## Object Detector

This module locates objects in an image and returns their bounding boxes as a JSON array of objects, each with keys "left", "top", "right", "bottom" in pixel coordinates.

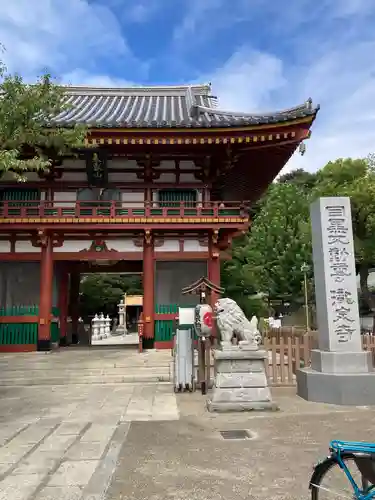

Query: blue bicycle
[{"left": 310, "top": 441, "right": 375, "bottom": 499}]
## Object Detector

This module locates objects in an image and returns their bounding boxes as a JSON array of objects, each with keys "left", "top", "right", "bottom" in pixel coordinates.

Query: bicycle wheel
[{"left": 311, "top": 456, "right": 371, "bottom": 500}]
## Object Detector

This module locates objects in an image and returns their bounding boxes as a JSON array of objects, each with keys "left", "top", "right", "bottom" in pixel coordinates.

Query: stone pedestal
[
  {"left": 297, "top": 197, "right": 375, "bottom": 405},
  {"left": 207, "top": 345, "right": 277, "bottom": 412},
  {"left": 297, "top": 350, "right": 375, "bottom": 405}
]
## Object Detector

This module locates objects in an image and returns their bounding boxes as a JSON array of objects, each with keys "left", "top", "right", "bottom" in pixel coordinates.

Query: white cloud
[
  {"left": 0, "top": 0, "right": 133, "bottom": 79},
  {"left": 207, "top": 48, "right": 286, "bottom": 112},
  {"left": 173, "top": 0, "right": 225, "bottom": 45},
  {"left": 197, "top": 1, "right": 375, "bottom": 174},
  {"left": 102, "top": 0, "right": 164, "bottom": 23},
  {"left": 61, "top": 70, "right": 134, "bottom": 88}
]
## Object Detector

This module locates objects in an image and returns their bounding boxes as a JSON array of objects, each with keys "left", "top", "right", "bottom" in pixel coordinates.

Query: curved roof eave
[{"left": 190, "top": 98, "right": 320, "bottom": 127}]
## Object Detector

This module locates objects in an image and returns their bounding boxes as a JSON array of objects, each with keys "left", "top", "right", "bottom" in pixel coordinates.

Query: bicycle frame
[{"left": 330, "top": 441, "right": 375, "bottom": 500}]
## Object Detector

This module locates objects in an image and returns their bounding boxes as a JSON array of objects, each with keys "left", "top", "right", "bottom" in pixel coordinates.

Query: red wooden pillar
[
  {"left": 143, "top": 230, "right": 155, "bottom": 339},
  {"left": 58, "top": 267, "right": 69, "bottom": 347},
  {"left": 70, "top": 272, "right": 80, "bottom": 344},
  {"left": 208, "top": 235, "right": 220, "bottom": 342},
  {"left": 208, "top": 235, "right": 221, "bottom": 308},
  {"left": 38, "top": 232, "right": 53, "bottom": 351}
]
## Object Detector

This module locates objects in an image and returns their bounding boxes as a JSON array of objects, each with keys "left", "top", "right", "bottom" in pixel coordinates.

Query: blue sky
[{"left": 1, "top": 0, "right": 375, "bottom": 173}]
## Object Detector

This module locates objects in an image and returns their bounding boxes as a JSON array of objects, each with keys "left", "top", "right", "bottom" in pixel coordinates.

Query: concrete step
[
  {"left": 0, "top": 348, "right": 174, "bottom": 386},
  {"left": 0, "top": 364, "right": 172, "bottom": 374},
  {"left": 0, "top": 372, "right": 172, "bottom": 386}
]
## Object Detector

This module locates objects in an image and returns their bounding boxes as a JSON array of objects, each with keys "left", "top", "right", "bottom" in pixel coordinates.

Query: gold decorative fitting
[
  {"left": 144, "top": 230, "right": 152, "bottom": 245},
  {"left": 212, "top": 230, "right": 219, "bottom": 244},
  {"left": 1, "top": 216, "right": 248, "bottom": 224},
  {"left": 85, "top": 132, "right": 301, "bottom": 146}
]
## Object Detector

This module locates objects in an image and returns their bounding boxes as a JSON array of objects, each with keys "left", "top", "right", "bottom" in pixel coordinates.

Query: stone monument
[
  {"left": 297, "top": 197, "right": 375, "bottom": 405},
  {"left": 113, "top": 299, "right": 127, "bottom": 336},
  {"left": 207, "top": 297, "right": 276, "bottom": 412}
]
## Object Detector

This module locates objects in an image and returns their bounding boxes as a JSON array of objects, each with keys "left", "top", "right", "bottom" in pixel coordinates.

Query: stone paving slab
[
  {"left": 0, "top": 349, "right": 179, "bottom": 499},
  {"left": 6, "top": 349, "right": 375, "bottom": 499}
]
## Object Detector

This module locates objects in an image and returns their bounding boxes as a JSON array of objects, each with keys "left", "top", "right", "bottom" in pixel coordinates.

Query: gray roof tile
[{"left": 54, "top": 84, "right": 319, "bottom": 128}]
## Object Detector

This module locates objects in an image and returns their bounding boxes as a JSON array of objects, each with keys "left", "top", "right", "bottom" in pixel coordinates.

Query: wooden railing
[
  {"left": 0, "top": 200, "right": 249, "bottom": 221},
  {"left": 264, "top": 331, "right": 375, "bottom": 386}
]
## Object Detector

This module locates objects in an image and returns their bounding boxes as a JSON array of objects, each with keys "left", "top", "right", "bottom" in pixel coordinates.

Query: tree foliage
[
  {"left": 223, "top": 182, "right": 312, "bottom": 314},
  {"left": 223, "top": 156, "right": 375, "bottom": 321},
  {"left": 79, "top": 274, "right": 142, "bottom": 319},
  {"left": 0, "top": 52, "right": 87, "bottom": 180},
  {"left": 278, "top": 168, "right": 317, "bottom": 192}
]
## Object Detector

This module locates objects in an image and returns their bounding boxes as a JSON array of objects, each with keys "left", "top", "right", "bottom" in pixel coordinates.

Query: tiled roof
[{"left": 53, "top": 83, "right": 319, "bottom": 128}]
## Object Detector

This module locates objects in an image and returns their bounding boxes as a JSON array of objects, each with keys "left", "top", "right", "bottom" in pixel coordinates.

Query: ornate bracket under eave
[
  {"left": 32, "top": 230, "right": 63, "bottom": 248},
  {"left": 136, "top": 154, "right": 161, "bottom": 181}
]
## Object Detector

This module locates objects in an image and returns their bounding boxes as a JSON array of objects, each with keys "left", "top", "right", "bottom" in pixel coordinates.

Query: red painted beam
[
  {"left": 154, "top": 341, "right": 174, "bottom": 349},
  {"left": 0, "top": 344, "right": 36, "bottom": 353},
  {"left": 0, "top": 316, "right": 37, "bottom": 323},
  {"left": 0, "top": 223, "right": 248, "bottom": 231},
  {"left": 155, "top": 314, "right": 177, "bottom": 321}
]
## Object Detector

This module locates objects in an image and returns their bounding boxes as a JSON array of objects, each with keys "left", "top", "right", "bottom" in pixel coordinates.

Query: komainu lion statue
[{"left": 214, "top": 298, "right": 262, "bottom": 349}]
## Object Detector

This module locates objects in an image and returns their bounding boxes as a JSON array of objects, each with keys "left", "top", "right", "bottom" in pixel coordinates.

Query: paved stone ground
[
  {"left": 91, "top": 333, "right": 139, "bottom": 347},
  {"left": 107, "top": 389, "right": 375, "bottom": 500},
  {"left": 2, "top": 349, "right": 375, "bottom": 500},
  {"left": 0, "top": 349, "right": 177, "bottom": 499}
]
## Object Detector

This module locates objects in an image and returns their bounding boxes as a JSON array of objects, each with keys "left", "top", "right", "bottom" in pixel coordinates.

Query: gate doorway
[{"left": 64, "top": 260, "right": 143, "bottom": 347}]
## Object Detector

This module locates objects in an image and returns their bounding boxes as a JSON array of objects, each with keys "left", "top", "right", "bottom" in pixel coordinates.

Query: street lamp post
[{"left": 301, "top": 262, "right": 310, "bottom": 331}]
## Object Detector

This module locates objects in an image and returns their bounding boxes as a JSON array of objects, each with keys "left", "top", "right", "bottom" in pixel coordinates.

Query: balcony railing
[{"left": 0, "top": 200, "right": 249, "bottom": 223}]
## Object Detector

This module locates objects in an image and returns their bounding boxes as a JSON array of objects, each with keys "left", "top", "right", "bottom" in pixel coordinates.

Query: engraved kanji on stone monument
[{"left": 310, "top": 197, "right": 361, "bottom": 351}]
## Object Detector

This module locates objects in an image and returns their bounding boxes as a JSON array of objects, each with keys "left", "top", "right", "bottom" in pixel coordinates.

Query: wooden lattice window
[
  {"left": 0, "top": 188, "right": 40, "bottom": 205},
  {"left": 158, "top": 189, "right": 197, "bottom": 207}
]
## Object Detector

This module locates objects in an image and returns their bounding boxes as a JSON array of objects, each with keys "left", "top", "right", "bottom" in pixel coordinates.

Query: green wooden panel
[
  {"left": 51, "top": 307, "right": 60, "bottom": 343},
  {"left": 154, "top": 303, "right": 178, "bottom": 342},
  {"left": 154, "top": 304, "right": 197, "bottom": 342},
  {"left": 0, "top": 304, "right": 38, "bottom": 345},
  {"left": 0, "top": 323, "right": 38, "bottom": 345},
  {"left": 0, "top": 305, "right": 60, "bottom": 345}
]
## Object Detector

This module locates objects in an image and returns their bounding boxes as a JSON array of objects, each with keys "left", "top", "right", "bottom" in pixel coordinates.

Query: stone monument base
[
  {"left": 207, "top": 345, "right": 278, "bottom": 412},
  {"left": 297, "top": 349, "right": 375, "bottom": 405}
]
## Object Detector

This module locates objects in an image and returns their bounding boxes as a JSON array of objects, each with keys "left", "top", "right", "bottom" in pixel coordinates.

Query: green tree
[
  {"left": 278, "top": 168, "right": 318, "bottom": 192},
  {"left": 0, "top": 53, "right": 87, "bottom": 180},
  {"left": 79, "top": 274, "right": 142, "bottom": 319},
  {"left": 223, "top": 182, "right": 312, "bottom": 315}
]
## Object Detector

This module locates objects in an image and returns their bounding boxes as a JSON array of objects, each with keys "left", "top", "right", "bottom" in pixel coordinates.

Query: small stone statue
[
  {"left": 249, "top": 315, "right": 262, "bottom": 346},
  {"left": 214, "top": 298, "right": 258, "bottom": 349}
]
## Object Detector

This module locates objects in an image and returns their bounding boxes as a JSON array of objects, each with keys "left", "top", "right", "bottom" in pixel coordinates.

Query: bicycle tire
[{"left": 311, "top": 454, "right": 368, "bottom": 500}]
